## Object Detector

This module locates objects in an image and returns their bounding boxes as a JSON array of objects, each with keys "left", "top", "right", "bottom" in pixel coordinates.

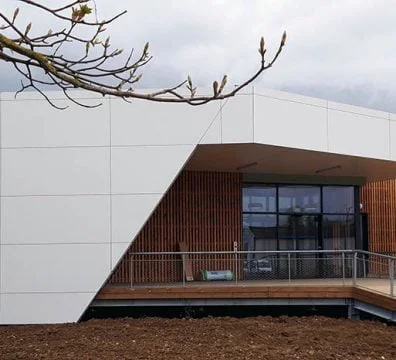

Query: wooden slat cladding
[
  {"left": 361, "top": 179, "right": 396, "bottom": 255},
  {"left": 108, "top": 171, "right": 242, "bottom": 285}
]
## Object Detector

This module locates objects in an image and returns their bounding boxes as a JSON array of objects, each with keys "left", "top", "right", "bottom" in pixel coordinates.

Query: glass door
[
  {"left": 242, "top": 214, "right": 277, "bottom": 279},
  {"left": 278, "top": 215, "right": 321, "bottom": 278}
]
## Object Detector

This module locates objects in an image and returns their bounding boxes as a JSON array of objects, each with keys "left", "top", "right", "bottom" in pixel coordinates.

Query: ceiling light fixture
[
  {"left": 315, "top": 165, "right": 342, "bottom": 174},
  {"left": 236, "top": 162, "right": 258, "bottom": 171}
]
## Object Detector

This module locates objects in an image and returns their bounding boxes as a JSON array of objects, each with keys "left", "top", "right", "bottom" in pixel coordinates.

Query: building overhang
[{"left": 186, "top": 143, "right": 396, "bottom": 184}]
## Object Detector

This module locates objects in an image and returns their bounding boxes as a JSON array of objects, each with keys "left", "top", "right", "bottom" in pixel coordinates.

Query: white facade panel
[
  {"left": 254, "top": 95, "right": 328, "bottom": 151},
  {"left": 1, "top": 147, "right": 110, "bottom": 196},
  {"left": 111, "top": 145, "right": 194, "bottom": 194},
  {"left": 110, "top": 98, "right": 219, "bottom": 145},
  {"left": 1, "top": 196, "right": 110, "bottom": 245},
  {"left": 111, "top": 242, "right": 133, "bottom": 270},
  {"left": 391, "top": 121, "right": 396, "bottom": 160},
  {"left": 0, "top": 292, "right": 95, "bottom": 324},
  {"left": 328, "top": 109, "right": 390, "bottom": 159},
  {"left": 199, "top": 115, "right": 222, "bottom": 144},
  {"left": 1, "top": 243, "right": 110, "bottom": 293},
  {"left": 111, "top": 194, "right": 162, "bottom": 245},
  {"left": 256, "top": 88, "right": 327, "bottom": 108},
  {"left": 0, "top": 90, "right": 103, "bottom": 101},
  {"left": 221, "top": 95, "right": 253, "bottom": 143},
  {"left": 1, "top": 99, "right": 110, "bottom": 148},
  {"left": 328, "top": 100, "right": 389, "bottom": 120}
]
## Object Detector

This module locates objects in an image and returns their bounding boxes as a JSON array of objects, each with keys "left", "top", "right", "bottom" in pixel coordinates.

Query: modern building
[{"left": 0, "top": 88, "right": 395, "bottom": 324}]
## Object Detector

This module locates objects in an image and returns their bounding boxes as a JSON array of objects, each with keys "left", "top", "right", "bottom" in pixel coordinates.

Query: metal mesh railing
[
  {"left": 355, "top": 252, "right": 395, "bottom": 296},
  {"left": 127, "top": 250, "right": 396, "bottom": 297}
]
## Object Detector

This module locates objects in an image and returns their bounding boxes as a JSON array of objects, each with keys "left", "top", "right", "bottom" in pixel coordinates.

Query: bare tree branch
[{"left": 0, "top": 0, "right": 286, "bottom": 108}]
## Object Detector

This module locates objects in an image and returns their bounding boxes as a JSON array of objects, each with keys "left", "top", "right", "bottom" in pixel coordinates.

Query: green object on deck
[{"left": 201, "top": 270, "right": 233, "bottom": 281}]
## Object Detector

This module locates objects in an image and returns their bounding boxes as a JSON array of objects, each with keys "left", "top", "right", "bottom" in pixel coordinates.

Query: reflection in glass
[
  {"left": 278, "top": 215, "right": 319, "bottom": 278},
  {"left": 278, "top": 215, "right": 319, "bottom": 250},
  {"left": 278, "top": 186, "right": 320, "bottom": 213},
  {"left": 243, "top": 214, "right": 277, "bottom": 278},
  {"left": 323, "top": 215, "right": 355, "bottom": 250},
  {"left": 243, "top": 214, "right": 277, "bottom": 251},
  {"left": 323, "top": 186, "right": 354, "bottom": 214},
  {"left": 243, "top": 186, "right": 276, "bottom": 213}
]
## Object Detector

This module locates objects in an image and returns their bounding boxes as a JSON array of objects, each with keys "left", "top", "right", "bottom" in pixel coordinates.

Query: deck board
[{"left": 96, "top": 278, "right": 396, "bottom": 311}]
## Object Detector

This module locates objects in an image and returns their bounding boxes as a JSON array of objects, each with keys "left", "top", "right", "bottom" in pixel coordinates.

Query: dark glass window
[
  {"left": 242, "top": 184, "right": 357, "bottom": 255},
  {"left": 278, "top": 215, "right": 319, "bottom": 250},
  {"left": 278, "top": 186, "right": 320, "bottom": 213},
  {"left": 243, "top": 214, "right": 277, "bottom": 252},
  {"left": 323, "top": 215, "right": 355, "bottom": 250},
  {"left": 243, "top": 186, "right": 276, "bottom": 213},
  {"left": 323, "top": 186, "right": 354, "bottom": 214}
]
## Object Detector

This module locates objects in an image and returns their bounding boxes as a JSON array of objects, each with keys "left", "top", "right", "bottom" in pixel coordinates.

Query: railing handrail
[
  {"left": 357, "top": 250, "right": 396, "bottom": 260},
  {"left": 125, "top": 248, "right": 396, "bottom": 298},
  {"left": 129, "top": 249, "right": 396, "bottom": 260}
]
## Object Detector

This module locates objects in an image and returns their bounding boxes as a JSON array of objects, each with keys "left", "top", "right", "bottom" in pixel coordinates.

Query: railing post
[
  {"left": 288, "top": 253, "right": 291, "bottom": 284},
  {"left": 342, "top": 252, "right": 345, "bottom": 286},
  {"left": 234, "top": 251, "right": 238, "bottom": 285},
  {"left": 353, "top": 251, "right": 357, "bottom": 286},
  {"left": 130, "top": 255, "right": 134, "bottom": 288},
  {"left": 389, "top": 259, "right": 394, "bottom": 297},
  {"left": 182, "top": 253, "right": 186, "bottom": 287}
]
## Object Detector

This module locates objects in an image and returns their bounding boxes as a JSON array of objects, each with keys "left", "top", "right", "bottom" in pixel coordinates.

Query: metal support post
[
  {"left": 389, "top": 259, "right": 394, "bottom": 297},
  {"left": 342, "top": 252, "right": 345, "bottom": 285},
  {"left": 182, "top": 254, "right": 186, "bottom": 287},
  {"left": 234, "top": 252, "right": 238, "bottom": 285},
  {"left": 353, "top": 252, "right": 357, "bottom": 286},
  {"left": 348, "top": 304, "right": 360, "bottom": 320},
  {"left": 288, "top": 253, "right": 291, "bottom": 284},
  {"left": 130, "top": 255, "right": 134, "bottom": 288}
]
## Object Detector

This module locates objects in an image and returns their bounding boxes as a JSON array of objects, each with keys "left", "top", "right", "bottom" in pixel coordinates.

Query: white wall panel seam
[
  {"left": 197, "top": 101, "right": 222, "bottom": 144},
  {"left": 389, "top": 113, "right": 392, "bottom": 159},
  {"left": 326, "top": 100, "right": 330, "bottom": 152},
  {"left": 1, "top": 192, "right": 163, "bottom": 197},
  {"left": 1, "top": 146, "right": 112, "bottom": 150},
  {"left": 255, "top": 93, "right": 391, "bottom": 120},
  {"left": 108, "top": 96, "right": 113, "bottom": 272},
  {"left": 255, "top": 93, "right": 327, "bottom": 109},
  {"left": 0, "top": 91, "right": 2, "bottom": 308},
  {"left": 1, "top": 194, "right": 111, "bottom": 197},
  {"left": 252, "top": 87, "right": 255, "bottom": 143},
  {"left": 219, "top": 98, "right": 233, "bottom": 144},
  {"left": 3, "top": 291, "right": 97, "bottom": 295},
  {"left": 111, "top": 241, "right": 142, "bottom": 244},
  {"left": 220, "top": 99, "right": 223, "bottom": 143},
  {"left": 329, "top": 108, "right": 390, "bottom": 123},
  {"left": 111, "top": 192, "right": 163, "bottom": 196},
  {"left": 0, "top": 97, "right": 104, "bottom": 102},
  {"left": 1, "top": 144, "right": 196, "bottom": 150},
  {"left": 1, "top": 242, "right": 111, "bottom": 246},
  {"left": 328, "top": 108, "right": 389, "bottom": 121}
]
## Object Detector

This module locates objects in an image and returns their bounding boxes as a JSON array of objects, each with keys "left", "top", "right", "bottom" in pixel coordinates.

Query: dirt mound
[{"left": 0, "top": 316, "right": 395, "bottom": 359}]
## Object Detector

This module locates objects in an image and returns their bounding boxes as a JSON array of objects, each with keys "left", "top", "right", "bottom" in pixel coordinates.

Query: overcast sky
[{"left": 1, "top": 0, "right": 396, "bottom": 112}]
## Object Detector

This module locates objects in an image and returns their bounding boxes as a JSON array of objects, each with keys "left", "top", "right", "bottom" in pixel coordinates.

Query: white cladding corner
[{"left": 0, "top": 88, "right": 395, "bottom": 324}]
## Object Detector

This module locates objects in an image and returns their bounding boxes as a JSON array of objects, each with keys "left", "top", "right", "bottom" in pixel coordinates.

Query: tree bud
[{"left": 281, "top": 31, "right": 287, "bottom": 46}]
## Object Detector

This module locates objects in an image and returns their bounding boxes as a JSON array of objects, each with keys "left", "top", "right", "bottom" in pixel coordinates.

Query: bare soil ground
[{"left": 0, "top": 316, "right": 395, "bottom": 359}]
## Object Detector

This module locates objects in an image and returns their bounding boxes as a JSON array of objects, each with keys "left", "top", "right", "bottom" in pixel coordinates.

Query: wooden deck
[{"left": 96, "top": 278, "right": 396, "bottom": 312}]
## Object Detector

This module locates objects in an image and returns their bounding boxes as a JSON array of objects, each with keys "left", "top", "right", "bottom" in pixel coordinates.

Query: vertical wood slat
[
  {"left": 361, "top": 180, "right": 396, "bottom": 275},
  {"left": 107, "top": 171, "right": 242, "bottom": 285},
  {"left": 361, "top": 179, "right": 396, "bottom": 254}
]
